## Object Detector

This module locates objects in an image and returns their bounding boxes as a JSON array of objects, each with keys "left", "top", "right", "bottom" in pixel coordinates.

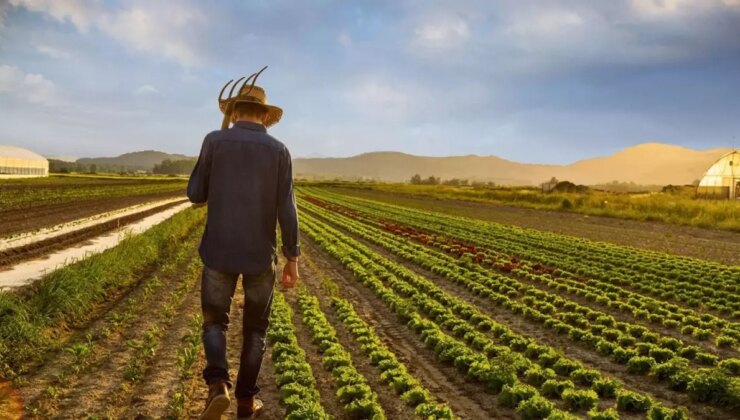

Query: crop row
[
  {"left": 415, "top": 225, "right": 737, "bottom": 350},
  {"left": 0, "top": 177, "right": 187, "bottom": 210},
  {"left": 0, "top": 207, "right": 205, "bottom": 379},
  {"left": 298, "top": 209, "right": 692, "bottom": 418},
  {"left": 298, "top": 198, "right": 728, "bottom": 366},
  {"left": 305, "top": 187, "right": 737, "bottom": 292},
  {"left": 306, "top": 191, "right": 738, "bottom": 350},
  {"left": 296, "top": 287, "right": 387, "bottom": 419},
  {"left": 302, "top": 189, "right": 740, "bottom": 336},
  {"left": 302, "top": 188, "right": 739, "bottom": 317},
  {"left": 266, "top": 292, "right": 330, "bottom": 419},
  {"left": 25, "top": 229, "right": 203, "bottom": 417},
  {"left": 299, "top": 198, "right": 740, "bottom": 412},
  {"left": 330, "top": 295, "right": 455, "bottom": 418},
  {"left": 166, "top": 313, "right": 203, "bottom": 418}
]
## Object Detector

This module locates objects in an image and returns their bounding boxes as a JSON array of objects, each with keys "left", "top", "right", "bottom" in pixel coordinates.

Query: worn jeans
[{"left": 201, "top": 263, "right": 276, "bottom": 399}]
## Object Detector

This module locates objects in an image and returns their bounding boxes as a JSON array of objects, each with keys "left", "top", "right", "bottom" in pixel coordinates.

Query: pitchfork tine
[
  {"left": 228, "top": 76, "right": 247, "bottom": 99},
  {"left": 218, "top": 79, "right": 234, "bottom": 101},
  {"left": 238, "top": 73, "right": 257, "bottom": 96},
  {"left": 244, "top": 66, "right": 268, "bottom": 96}
]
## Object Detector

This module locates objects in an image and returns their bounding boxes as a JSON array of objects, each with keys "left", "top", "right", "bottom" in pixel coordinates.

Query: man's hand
[{"left": 281, "top": 259, "right": 299, "bottom": 289}]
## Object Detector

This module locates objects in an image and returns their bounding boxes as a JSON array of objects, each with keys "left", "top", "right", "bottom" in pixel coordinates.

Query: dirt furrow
[
  {"left": 297, "top": 254, "right": 417, "bottom": 419},
  {"left": 50, "top": 269, "right": 200, "bottom": 417},
  {"left": 285, "top": 286, "right": 348, "bottom": 419},
  {"left": 256, "top": 324, "right": 284, "bottom": 419},
  {"left": 301, "top": 237, "right": 516, "bottom": 420},
  {"left": 329, "top": 187, "right": 740, "bottom": 266},
  {"left": 503, "top": 271, "right": 736, "bottom": 359},
  {"left": 325, "top": 222, "right": 734, "bottom": 419},
  {"left": 0, "top": 199, "right": 188, "bottom": 269},
  {"left": 19, "top": 250, "right": 199, "bottom": 415},
  {"left": 0, "top": 191, "right": 185, "bottom": 238},
  {"left": 119, "top": 279, "right": 203, "bottom": 418}
]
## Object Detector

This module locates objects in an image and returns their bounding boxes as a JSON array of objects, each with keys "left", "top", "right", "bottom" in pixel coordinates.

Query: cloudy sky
[{"left": 1, "top": 0, "right": 739, "bottom": 163}]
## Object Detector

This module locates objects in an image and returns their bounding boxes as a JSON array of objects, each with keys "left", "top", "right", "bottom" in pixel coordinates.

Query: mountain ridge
[
  {"left": 76, "top": 150, "right": 191, "bottom": 170},
  {"left": 292, "top": 143, "right": 733, "bottom": 185},
  {"left": 66, "top": 143, "right": 733, "bottom": 185}
]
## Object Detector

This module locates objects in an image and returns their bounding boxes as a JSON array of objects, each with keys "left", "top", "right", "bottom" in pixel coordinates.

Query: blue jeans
[{"left": 200, "top": 263, "right": 276, "bottom": 399}]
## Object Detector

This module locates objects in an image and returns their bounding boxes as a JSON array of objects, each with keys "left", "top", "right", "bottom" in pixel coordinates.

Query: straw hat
[{"left": 217, "top": 66, "right": 283, "bottom": 128}]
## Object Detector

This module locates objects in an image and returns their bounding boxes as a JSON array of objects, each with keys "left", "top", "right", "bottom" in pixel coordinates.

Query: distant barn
[
  {"left": 0, "top": 145, "right": 49, "bottom": 178},
  {"left": 696, "top": 150, "right": 739, "bottom": 199}
]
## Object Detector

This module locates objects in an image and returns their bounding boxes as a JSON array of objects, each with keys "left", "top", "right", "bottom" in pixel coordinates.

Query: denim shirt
[{"left": 187, "top": 121, "right": 300, "bottom": 275}]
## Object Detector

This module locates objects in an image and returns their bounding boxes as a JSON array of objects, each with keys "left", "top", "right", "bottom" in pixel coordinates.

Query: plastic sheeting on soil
[{"left": 0, "top": 202, "right": 191, "bottom": 290}]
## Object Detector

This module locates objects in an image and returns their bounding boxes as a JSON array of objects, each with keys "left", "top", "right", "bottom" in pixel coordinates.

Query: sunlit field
[{"left": 2, "top": 179, "right": 738, "bottom": 419}]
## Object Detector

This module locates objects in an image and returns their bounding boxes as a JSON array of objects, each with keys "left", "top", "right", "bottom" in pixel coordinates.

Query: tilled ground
[
  {"left": 297, "top": 238, "right": 516, "bottom": 420},
  {"left": 303, "top": 207, "right": 738, "bottom": 420},
  {"left": 17, "top": 200, "right": 734, "bottom": 419},
  {"left": 0, "top": 191, "right": 186, "bottom": 238},
  {"left": 16, "top": 242, "right": 203, "bottom": 418},
  {"left": 0, "top": 199, "right": 188, "bottom": 269},
  {"left": 330, "top": 187, "right": 740, "bottom": 265}
]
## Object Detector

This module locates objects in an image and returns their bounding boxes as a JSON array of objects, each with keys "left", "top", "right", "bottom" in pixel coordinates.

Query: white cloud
[
  {"left": 102, "top": 5, "right": 205, "bottom": 66},
  {"left": 0, "top": 64, "right": 59, "bottom": 106},
  {"left": 134, "top": 84, "right": 159, "bottom": 95},
  {"left": 504, "top": 10, "right": 583, "bottom": 37},
  {"left": 346, "top": 80, "right": 411, "bottom": 122},
  {"left": 10, "top": 0, "right": 205, "bottom": 66},
  {"left": 9, "top": 0, "right": 101, "bottom": 31},
  {"left": 35, "top": 44, "right": 72, "bottom": 59},
  {"left": 413, "top": 16, "right": 470, "bottom": 49},
  {"left": 631, "top": 0, "right": 740, "bottom": 17}
]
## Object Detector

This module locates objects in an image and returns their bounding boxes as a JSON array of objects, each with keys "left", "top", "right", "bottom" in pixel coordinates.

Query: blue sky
[{"left": 1, "top": 0, "right": 739, "bottom": 163}]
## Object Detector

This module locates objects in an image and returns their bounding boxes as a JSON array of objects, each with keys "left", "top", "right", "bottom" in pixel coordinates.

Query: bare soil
[
  {"left": 300, "top": 237, "right": 517, "bottom": 420},
  {"left": 293, "top": 255, "right": 416, "bottom": 419},
  {"left": 332, "top": 187, "right": 740, "bottom": 266},
  {"left": 286, "top": 286, "right": 353, "bottom": 420},
  {"left": 313, "top": 213, "right": 737, "bottom": 420},
  {"left": 0, "top": 199, "right": 187, "bottom": 269},
  {"left": 18, "top": 247, "right": 202, "bottom": 418},
  {"left": 0, "top": 191, "right": 185, "bottom": 238}
]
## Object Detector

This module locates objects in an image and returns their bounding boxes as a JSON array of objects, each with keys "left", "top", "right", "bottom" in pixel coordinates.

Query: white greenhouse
[
  {"left": 696, "top": 150, "right": 739, "bottom": 199},
  {"left": 0, "top": 145, "right": 49, "bottom": 178}
]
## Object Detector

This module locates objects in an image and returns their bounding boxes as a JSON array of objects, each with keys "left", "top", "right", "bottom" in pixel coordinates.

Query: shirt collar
[{"left": 233, "top": 121, "right": 267, "bottom": 132}]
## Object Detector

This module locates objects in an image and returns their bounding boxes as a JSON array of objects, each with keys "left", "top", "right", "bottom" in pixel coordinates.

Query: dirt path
[
  {"left": 332, "top": 187, "right": 740, "bottom": 266},
  {"left": 0, "top": 191, "right": 185, "bottom": 238},
  {"left": 300, "top": 237, "right": 517, "bottom": 420}
]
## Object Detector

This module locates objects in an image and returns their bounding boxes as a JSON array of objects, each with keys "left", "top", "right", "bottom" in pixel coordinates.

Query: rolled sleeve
[
  {"left": 277, "top": 146, "right": 300, "bottom": 258},
  {"left": 187, "top": 134, "right": 213, "bottom": 203}
]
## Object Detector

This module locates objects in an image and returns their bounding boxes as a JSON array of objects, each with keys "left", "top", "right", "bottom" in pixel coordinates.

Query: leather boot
[
  {"left": 199, "top": 379, "right": 230, "bottom": 420},
  {"left": 237, "top": 396, "right": 264, "bottom": 419}
]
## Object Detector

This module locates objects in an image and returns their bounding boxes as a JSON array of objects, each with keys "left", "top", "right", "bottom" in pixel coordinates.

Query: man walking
[{"left": 187, "top": 68, "right": 300, "bottom": 419}]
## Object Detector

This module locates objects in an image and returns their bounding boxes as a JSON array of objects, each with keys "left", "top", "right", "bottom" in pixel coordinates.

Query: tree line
[
  {"left": 409, "top": 174, "right": 496, "bottom": 187},
  {"left": 48, "top": 158, "right": 196, "bottom": 175}
]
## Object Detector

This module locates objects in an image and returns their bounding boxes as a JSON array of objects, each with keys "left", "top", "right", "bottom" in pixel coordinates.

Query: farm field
[
  {"left": 0, "top": 174, "right": 188, "bottom": 237},
  {"left": 318, "top": 184, "right": 740, "bottom": 266},
  {"left": 310, "top": 182, "right": 740, "bottom": 233},
  {"left": 1, "top": 185, "right": 739, "bottom": 419}
]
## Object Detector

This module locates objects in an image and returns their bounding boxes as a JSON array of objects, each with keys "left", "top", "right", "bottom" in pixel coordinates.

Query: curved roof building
[
  {"left": 697, "top": 151, "right": 739, "bottom": 199},
  {"left": 0, "top": 145, "right": 49, "bottom": 178}
]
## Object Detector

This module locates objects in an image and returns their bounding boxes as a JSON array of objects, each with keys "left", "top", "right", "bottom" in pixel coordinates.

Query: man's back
[{"left": 187, "top": 120, "right": 299, "bottom": 275}]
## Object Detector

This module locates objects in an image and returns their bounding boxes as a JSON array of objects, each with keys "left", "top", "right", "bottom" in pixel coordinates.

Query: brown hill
[{"left": 293, "top": 143, "right": 731, "bottom": 186}]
